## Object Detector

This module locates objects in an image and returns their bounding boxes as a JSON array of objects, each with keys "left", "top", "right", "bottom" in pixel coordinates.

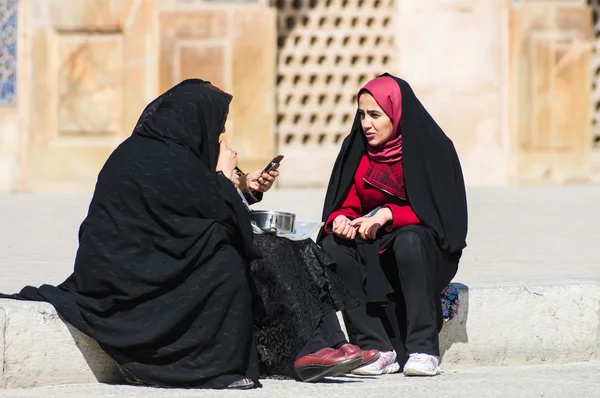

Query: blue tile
[{"left": 0, "top": 0, "right": 17, "bottom": 105}]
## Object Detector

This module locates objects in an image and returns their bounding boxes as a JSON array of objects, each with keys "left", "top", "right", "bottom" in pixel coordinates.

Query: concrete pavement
[{"left": 0, "top": 362, "right": 599, "bottom": 397}]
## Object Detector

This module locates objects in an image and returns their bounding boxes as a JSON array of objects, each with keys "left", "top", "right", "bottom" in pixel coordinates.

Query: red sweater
[{"left": 325, "top": 154, "right": 420, "bottom": 233}]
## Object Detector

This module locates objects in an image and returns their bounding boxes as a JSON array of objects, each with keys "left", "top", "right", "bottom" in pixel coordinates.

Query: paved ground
[
  {"left": 1, "top": 186, "right": 599, "bottom": 292},
  {"left": 0, "top": 362, "right": 598, "bottom": 397}
]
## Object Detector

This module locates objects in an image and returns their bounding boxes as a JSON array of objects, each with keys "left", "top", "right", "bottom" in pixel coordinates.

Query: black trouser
[
  {"left": 322, "top": 226, "right": 457, "bottom": 366},
  {"left": 295, "top": 310, "right": 348, "bottom": 360}
]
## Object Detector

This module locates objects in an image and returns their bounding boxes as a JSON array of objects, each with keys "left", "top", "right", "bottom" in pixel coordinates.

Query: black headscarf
[
  {"left": 133, "top": 80, "right": 228, "bottom": 168},
  {"left": 130, "top": 78, "right": 261, "bottom": 260},
  {"left": 318, "top": 73, "right": 468, "bottom": 261}
]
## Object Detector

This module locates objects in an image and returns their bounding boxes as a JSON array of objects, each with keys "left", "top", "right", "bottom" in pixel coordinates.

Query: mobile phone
[
  {"left": 365, "top": 206, "right": 382, "bottom": 218},
  {"left": 262, "top": 155, "right": 284, "bottom": 174}
]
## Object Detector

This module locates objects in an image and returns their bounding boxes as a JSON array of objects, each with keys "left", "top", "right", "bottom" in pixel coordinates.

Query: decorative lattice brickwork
[
  {"left": 274, "top": 0, "right": 396, "bottom": 150},
  {"left": 590, "top": 0, "right": 600, "bottom": 147},
  {"left": 0, "top": 0, "right": 17, "bottom": 106}
]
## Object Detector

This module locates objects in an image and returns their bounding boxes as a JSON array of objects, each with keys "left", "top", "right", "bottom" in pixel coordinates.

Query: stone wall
[
  {"left": 510, "top": 1, "right": 592, "bottom": 185},
  {"left": 0, "top": 0, "right": 594, "bottom": 192},
  {"left": 0, "top": 0, "right": 276, "bottom": 193},
  {"left": 395, "top": 0, "right": 592, "bottom": 186},
  {"left": 395, "top": 0, "right": 509, "bottom": 186}
]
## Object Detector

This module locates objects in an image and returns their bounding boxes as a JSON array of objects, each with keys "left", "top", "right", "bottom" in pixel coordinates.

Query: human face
[
  {"left": 358, "top": 93, "right": 394, "bottom": 147},
  {"left": 221, "top": 112, "right": 229, "bottom": 134}
]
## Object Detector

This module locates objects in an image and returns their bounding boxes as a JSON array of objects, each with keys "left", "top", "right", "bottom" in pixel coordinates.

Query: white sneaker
[
  {"left": 403, "top": 353, "right": 441, "bottom": 376},
  {"left": 351, "top": 350, "right": 400, "bottom": 375}
]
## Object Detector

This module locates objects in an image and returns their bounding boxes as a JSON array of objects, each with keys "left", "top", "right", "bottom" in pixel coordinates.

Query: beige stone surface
[
  {"left": 1, "top": 283, "right": 599, "bottom": 388},
  {"left": 509, "top": 3, "right": 593, "bottom": 184},
  {"left": 4, "top": 0, "right": 276, "bottom": 193},
  {"left": 56, "top": 34, "right": 123, "bottom": 136},
  {"left": 0, "top": 109, "right": 20, "bottom": 193},
  {"left": 0, "top": 300, "right": 122, "bottom": 389},
  {"left": 396, "top": 0, "right": 509, "bottom": 187},
  {"left": 439, "top": 284, "right": 600, "bottom": 367},
  {"left": 229, "top": 7, "right": 277, "bottom": 172},
  {"left": 157, "top": 4, "right": 277, "bottom": 174},
  {"left": 391, "top": 0, "right": 594, "bottom": 187},
  {"left": 21, "top": 0, "right": 154, "bottom": 193},
  {"left": 0, "top": 0, "right": 594, "bottom": 192},
  {"left": 157, "top": 9, "right": 230, "bottom": 91}
]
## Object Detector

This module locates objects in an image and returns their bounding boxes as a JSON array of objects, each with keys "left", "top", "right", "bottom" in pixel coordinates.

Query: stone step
[{"left": 1, "top": 282, "right": 599, "bottom": 388}]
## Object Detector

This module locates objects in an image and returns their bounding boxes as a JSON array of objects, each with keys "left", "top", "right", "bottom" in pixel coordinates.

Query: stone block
[
  {"left": 0, "top": 300, "right": 122, "bottom": 389},
  {"left": 440, "top": 284, "right": 600, "bottom": 367}
]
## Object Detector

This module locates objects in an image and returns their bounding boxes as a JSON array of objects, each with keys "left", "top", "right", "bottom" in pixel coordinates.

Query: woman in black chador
[{"left": 319, "top": 74, "right": 468, "bottom": 377}]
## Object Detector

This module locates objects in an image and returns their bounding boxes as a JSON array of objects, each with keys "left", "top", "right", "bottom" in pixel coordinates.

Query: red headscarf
[{"left": 358, "top": 76, "right": 405, "bottom": 199}]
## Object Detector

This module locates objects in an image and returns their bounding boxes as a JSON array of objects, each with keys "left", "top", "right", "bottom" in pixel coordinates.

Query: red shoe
[
  {"left": 294, "top": 347, "right": 363, "bottom": 382},
  {"left": 338, "top": 344, "right": 381, "bottom": 367}
]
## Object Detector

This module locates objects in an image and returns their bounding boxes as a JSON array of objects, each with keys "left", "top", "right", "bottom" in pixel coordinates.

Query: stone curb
[
  {"left": 1, "top": 283, "right": 599, "bottom": 389},
  {"left": 439, "top": 283, "right": 600, "bottom": 367}
]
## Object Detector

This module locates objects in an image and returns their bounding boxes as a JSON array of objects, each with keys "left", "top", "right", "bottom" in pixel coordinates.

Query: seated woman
[
  {"left": 318, "top": 74, "right": 468, "bottom": 377},
  {"left": 0, "top": 79, "right": 377, "bottom": 389},
  {"left": 220, "top": 147, "right": 380, "bottom": 383}
]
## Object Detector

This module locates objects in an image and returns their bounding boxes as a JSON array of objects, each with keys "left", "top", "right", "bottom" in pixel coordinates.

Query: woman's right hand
[
  {"left": 216, "top": 140, "right": 238, "bottom": 181},
  {"left": 332, "top": 215, "right": 357, "bottom": 240}
]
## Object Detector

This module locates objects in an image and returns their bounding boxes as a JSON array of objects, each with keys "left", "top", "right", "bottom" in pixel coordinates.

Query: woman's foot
[
  {"left": 294, "top": 347, "right": 363, "bottom": 382},
  {"left": 351, "top": 350, "right": 400, "bottom": 376},
  {"left": 225, "top": 378, "right": 255, "bottom": 389},
  {"left": 338, "top": 344, "right": 380, "bottom": 367},
  {"left": 403, "top": 353, "right": 441, "bottom": 376}
]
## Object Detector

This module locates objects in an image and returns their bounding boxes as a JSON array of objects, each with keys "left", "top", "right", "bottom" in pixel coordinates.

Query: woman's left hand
[
  {"left": 241, "top": 169, "right": 279, "bottom": 193},
  {"left": 350, "top": 208, "right": 392, "bottom": 240},
  {"left": 231, "top": 172, "right": 240, "bottom": 188}
]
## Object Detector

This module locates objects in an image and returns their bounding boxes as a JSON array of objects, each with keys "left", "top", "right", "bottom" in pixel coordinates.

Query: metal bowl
[{"left": 249, "top": 210, "right": 296, "bottom": 234}]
